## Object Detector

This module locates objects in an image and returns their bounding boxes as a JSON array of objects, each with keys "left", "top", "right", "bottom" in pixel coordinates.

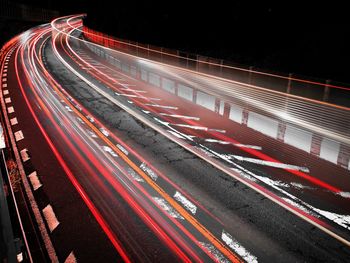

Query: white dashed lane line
[
  {"left": 7, "top": 106, "right": 14, "bottom": 113},
  {"left": 20, "top": 148, "right": 30, "bottom": 162},
  {"left": 42, "top": 205, "right": 60, "bottom": 232},
  {"left": 28, "top": 171, "right": 42, "bottom": 191},
  {"left": 10, "top": 117, "right": 18, "bottom": 126},
  {"left": 14, "top": 130, "right": 24, "bottom": 141}
]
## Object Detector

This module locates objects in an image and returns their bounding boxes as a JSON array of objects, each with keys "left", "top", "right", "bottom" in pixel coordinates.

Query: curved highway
[{"left": 0, "top": 15, "right": 350, "bottom": 262}]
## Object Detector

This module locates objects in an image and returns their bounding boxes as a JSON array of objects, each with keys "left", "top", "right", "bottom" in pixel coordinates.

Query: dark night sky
[{"left": 12, "top": 1, "right": 350, "bottom": 83}]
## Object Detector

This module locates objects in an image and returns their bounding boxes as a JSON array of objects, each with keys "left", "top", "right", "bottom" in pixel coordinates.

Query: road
[{"left": 0, "top": 14, "right": 349, "bottom": 262}]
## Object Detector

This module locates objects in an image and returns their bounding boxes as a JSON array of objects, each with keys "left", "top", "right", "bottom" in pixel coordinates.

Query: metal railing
[{"left": 82, "top": 25, "right": 350, "bottom": 108}]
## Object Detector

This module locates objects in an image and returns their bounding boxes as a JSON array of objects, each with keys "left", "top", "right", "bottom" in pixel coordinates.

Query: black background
[{"left": 12, "top": 1, "right": 350, "bottom": 83}]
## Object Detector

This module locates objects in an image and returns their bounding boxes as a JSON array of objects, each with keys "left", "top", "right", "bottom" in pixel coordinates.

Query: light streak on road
[
  {"left": 2, "top": 14, "right": 350, "bottom": 262},
  {"left": 58, "top": 15, "right": 350, "bottom": 245}
]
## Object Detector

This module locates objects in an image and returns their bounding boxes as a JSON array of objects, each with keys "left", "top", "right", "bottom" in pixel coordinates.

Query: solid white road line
[
  {"left": 28, "top": 172, "right": 42, "bottom": 191},
  {"left": 42, "top": 205, "right": 60, "bottom": 232},
  {"left": 227, "top": 154, "right": 310, "bottom": 173},
  {"left": 14, "top": 130, "right": 24, "bottom": 141}
]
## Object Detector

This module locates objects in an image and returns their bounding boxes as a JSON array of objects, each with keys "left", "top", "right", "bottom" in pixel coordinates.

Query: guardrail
[{"left": 82, "top": 25, "right": 350, "bottom": 108}]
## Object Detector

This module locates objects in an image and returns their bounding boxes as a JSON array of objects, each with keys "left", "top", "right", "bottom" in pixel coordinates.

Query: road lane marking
[
  {"left": 20, "top": 148, "right": 30, "bottom": 162},
  {"left": 159, "top": 113, "right": 200, "bottom": 121},
  {"left": 199, "top": 242, "right": 230, "bottom": 263},
  {"left": 17, "top": 252, "right": 23, "bottom": 262},
  {"left": 204, "top": 139, "right": 262, "bottom": 150},
  {"left": 167, "top": 130, "right": 187, "bottom": 139},
  {"left": 99, "top": 127, "right": 109, "bottom": 137},
  {"left": 3, "top": 73, "right": 7, "bottom": 77},
  {"left": 116, "top": 144, "right": 128, "bottom": 155},
  {"left": 174, "top": 191, "right": 197, "bottom": 215},
  {"left": 144, "top": 103, "right": 178, "bottom": 110},
  {"left": 338, "top": 192, "right": 350, "bottom": 198},
  {"left": 2, "top": 83, "right": 7, "bottom": 88},
  {"left": 153, "top": 197, "right": 184, "bottom": 220},
  {"left": 227, "top": 154, "right": 310, "bottom": 173},
  {"left": 14, "top": 130, "right": 24, "bottom": 141},
  {"left": 7, "top": 106, "right": 14, "bottom": 113},
  {"left": 64, "top": 251, "right": 77, "bottom": 263},
  {"left": 5, "top": 97, "right": 11, "bottom": 103},
  {"left": 10, "top": 117, "right": 18, "bottom": 126},
  {"left": 28, "top": 172, "right": 42, "bottom": 191},
  {"left": 86, "top": 115, "right": 94, "bottom": 123},
  {"left": 119, "top": 83, "right": 136, "bottom": 87},
  {"left": 42, "top": 205, "right": 60, "bottom": 232},
  {"left": 221, "top": 230, "right": 257, "bottom": 263},
  {"left": 140, "top": 162, "right": 158, "bottom": 181},
  {"left": 2, "top": 78, "right": 7, "bottom": 82}
]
